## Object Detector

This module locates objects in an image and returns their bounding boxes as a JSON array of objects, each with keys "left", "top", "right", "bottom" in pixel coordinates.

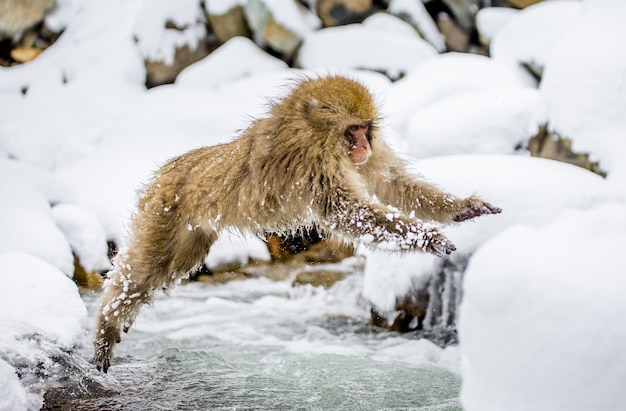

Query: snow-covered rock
[
  {"left": 488, "top": 1, "right": 582, "bottom": 72},
  {"left": 475, "top": 7, "right": 519, "bottom": 44},
  {"left": 405, "top": 88, "right": 541, "bottom": 158},
  {"left": 387, "top": 0, "right": 445, "bottom": 52},
  {"left": 0, "top": 251, "right": 87, "bottom": 410},
  {"left": 539, "top": 0, "right": 626, "bottom": 184},
  {"left": 133, "top": 0, "right": 207, "bottom": 66},
  {"left": 459, "top": 203, "right": 626, "bottom": 411},
  {"left": 0, "top": 159, "right": 74, "bottom": 277},
  {"left": 297, "top": 22, "right": 437, "bottom": 79},
  {"left": 51, "top": 203, "right": 111, "bottom": 273},
  {"left": 176, "top": 36, "right": 288, "bottom": 88},
  {"left": 385, "top": 52, "right": 535, "bottom": 135}
]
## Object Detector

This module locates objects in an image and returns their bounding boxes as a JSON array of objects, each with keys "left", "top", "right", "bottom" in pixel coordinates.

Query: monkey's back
[{"left": 141, "top": 130, "right": 320, "bottom": 235}]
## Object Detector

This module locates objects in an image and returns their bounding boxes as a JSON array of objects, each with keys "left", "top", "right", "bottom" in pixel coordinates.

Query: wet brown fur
[{"left": 93, "top": 76, "right": 500, "bottom": 372}]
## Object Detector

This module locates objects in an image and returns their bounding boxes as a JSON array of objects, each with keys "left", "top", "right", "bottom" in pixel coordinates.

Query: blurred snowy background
[{"left": 1, "top": 0, "right": 625, "bottom": 410}]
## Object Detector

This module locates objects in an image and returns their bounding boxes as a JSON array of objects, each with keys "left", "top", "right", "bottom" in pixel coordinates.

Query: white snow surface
[
  {"left": 205, "top": 232, "right": 271, "bottom": 269},
  {"left": 205, "top": 0, "right": 243, "bottom": 16},
  {"left": 0, "top": 252, "right": 87, "bottom": 410},
  {"left": 51, "top": 203, "right": 111, "bottom": 273},
  {"left": 0, "top": 0, "right": 625, "bottom": 410},
  {"left": 384, "top": 52, "right": 536, "bottom": 138},
  {"left": 459, "top": 203, "right": 626, "bottom": 411},
  {"left": 387, "top": 0, "right": 446, "bottom": 52},
  {"left": 297, "top": 23, "right": 437, "bottom": 78},
  {"left": 134, "top": 0, "right": 206, "bottom": 65},
  {"left": 0, "top": 358, "right": 28, "bottom": 411},
  {"left": 0, "top": 159, "right": 75, "bottom": 277},
  {"left": 405, "top": 88, "right": 541, "bottom": 158},
  {"left": 539, "top": 0, "right": 626, "bottom": 183},
  {"left": 176, "top": 36, "right": 289, "bottom": 88},
  {"left": 488, "top": 1, "right": 583, "bottom": 70},
  {"left": 245, "top": 0, "right": 320, "bottom": 39},
  {"left": 475, "top": 7, "right": 519, "bottom": 42},
  {"left": 0, "top": 252, "right": 86, "bottom": 347}
]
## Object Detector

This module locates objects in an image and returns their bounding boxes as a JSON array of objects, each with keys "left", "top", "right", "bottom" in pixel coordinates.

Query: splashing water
[{"left": 55, "top": 273, "right": 461, "bottom": 410}]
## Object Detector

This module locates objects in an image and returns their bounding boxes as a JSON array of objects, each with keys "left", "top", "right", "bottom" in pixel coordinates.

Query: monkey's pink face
[{"left": 345, "top": 123, "right": 372, "bottom": 165}]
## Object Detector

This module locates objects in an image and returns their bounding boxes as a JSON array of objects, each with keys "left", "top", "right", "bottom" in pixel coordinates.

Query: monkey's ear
[{"left": 300, "top": 98, "right": 319, "bottom": 117}]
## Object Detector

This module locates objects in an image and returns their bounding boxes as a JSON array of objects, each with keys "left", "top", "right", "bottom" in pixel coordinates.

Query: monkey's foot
[
  {"left": 455, "top": 199, "right": 502, "bottom": 222},
  {"left": 93, "top": 326, "right": 121, "bottom": 373}
]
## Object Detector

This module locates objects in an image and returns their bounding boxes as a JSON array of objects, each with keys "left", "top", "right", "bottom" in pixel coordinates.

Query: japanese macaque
[{"left": 93, "top": 76, "right": 501, "bottom": 372}]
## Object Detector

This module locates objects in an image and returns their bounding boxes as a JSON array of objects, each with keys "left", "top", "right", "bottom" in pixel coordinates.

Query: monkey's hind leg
[
  {"left": 93, "top": 255, "right": 140, "bottom": 373},
  {"left": 93, "top": 226, "right": 216, "bottom": 372}
]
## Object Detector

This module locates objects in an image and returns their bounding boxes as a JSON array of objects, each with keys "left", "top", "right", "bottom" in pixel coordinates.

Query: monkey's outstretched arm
[
  {"left": 319, "top": 187, "right": 456, "bottom": 256},
  {"left": 372, "top": 169, "right": 501, "bottom": 224}
]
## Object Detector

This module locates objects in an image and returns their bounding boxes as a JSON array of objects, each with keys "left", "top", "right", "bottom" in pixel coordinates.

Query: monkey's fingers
[
  {"left": 454, "top": 201, "right": 502, "bottom": 222},
  {"left": 481, "top": 203, "right": 502, "bottom": 215}
]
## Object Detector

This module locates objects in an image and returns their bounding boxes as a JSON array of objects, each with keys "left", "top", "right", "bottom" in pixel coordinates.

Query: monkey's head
[{"left": 278, "top": 76, "right": 379, "bottom": 166}]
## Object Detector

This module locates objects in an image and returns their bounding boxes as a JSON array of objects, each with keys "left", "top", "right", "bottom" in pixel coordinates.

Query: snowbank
[
  {"left": 459, "top": 203, "right": 626, "bottom": 411},
  {"left": 0, "top": 251, "right": 87, "bottom": 410}
]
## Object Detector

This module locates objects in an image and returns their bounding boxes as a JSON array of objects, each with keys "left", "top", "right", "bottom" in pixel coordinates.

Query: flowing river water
[{"left": 57, "top": 271, "right": 461, "bottom": 410}]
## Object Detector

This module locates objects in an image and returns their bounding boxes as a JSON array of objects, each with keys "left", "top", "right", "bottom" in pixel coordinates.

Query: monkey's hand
[
  {"left": 416, "top": 226, "right": 456, "bottom": 257},
  {"left": 454, "top": 197, "right": 502, "bottom": 223}
]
